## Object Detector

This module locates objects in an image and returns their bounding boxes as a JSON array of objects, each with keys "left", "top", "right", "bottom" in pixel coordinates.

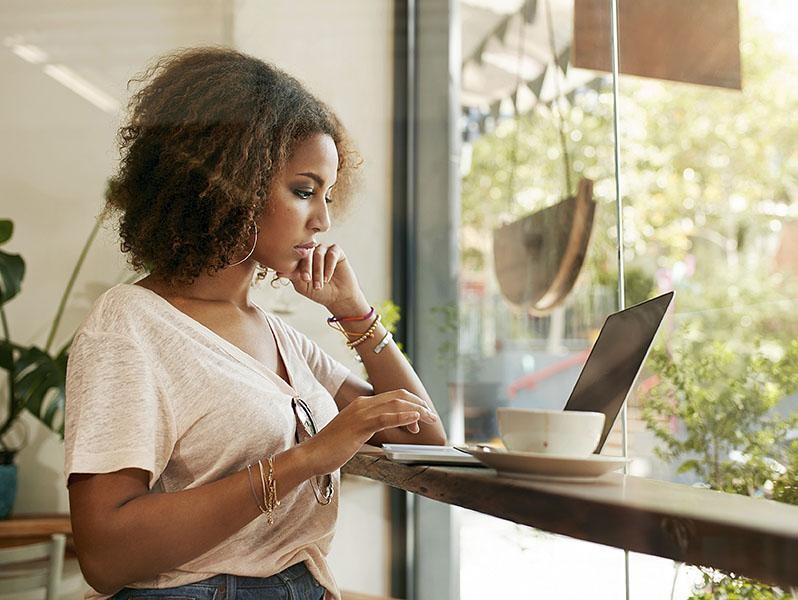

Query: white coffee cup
[{"left": 496, "top": 408, "right": 605, "bottom": 457}]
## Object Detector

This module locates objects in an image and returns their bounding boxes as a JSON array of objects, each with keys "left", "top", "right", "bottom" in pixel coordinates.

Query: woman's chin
[{"left": 271, "top": 259, "right": 300, "bottom": 276}]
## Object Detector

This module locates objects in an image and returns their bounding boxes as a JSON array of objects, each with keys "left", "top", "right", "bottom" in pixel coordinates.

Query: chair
[{"left": 0, "top": 533, "right": 66, "bottom": 600}]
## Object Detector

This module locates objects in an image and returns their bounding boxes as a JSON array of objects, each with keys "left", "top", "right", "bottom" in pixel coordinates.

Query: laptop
[{"left": 383, "top": 290, "right": 674, "bottom": 464}]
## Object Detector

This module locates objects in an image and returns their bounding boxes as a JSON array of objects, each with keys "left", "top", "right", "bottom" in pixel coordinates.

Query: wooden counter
[
  {"left": 0, "top": 513, "right": 73, "bottom": 551},
  {"left": 342, "top": 454, "right": 798, "bottom": 589}
]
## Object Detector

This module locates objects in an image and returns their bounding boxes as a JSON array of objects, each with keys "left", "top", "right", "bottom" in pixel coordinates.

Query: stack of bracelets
[
  {"left": 327, "top": 306, "right": 393, "bottom": 355},
  {"left": 246, "top": 456, "right": 280, "bottom": 525}
]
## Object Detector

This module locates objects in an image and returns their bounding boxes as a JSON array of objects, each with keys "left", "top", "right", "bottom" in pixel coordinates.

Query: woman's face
[{"left": 254, "top": 133, "right": 338, "bottom": 273}]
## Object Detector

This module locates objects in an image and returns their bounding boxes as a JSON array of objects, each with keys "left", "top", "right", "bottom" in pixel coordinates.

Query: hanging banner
[{"left": 572, "top": 0, "right": 741, "bottom": 90}]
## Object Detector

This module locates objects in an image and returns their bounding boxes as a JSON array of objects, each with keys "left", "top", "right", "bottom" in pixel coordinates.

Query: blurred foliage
[
  {"left": 596, "top": 265, "right": 656, "bottom": 308},
  {"left": 643, "top": 338, "right": 798, "bottom": 494},
  {"left": 376, "top": 299, "right": 400, "bottom": 336},
  {"left": 375, "top": 299, "right": 404, "bottom": 355},
  {"left": 690, "top": 568, "right": 788, "bottom": 599}
]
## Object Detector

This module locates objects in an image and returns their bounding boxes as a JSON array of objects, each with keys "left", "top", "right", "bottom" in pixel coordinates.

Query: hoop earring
[{"left": 229, "top": 224, "right": 258, "bottom": 267}]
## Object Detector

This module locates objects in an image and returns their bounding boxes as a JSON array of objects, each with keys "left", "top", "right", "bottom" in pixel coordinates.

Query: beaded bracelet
[{"left": 346, "top": 314, "right": 382, "bottom": 349}]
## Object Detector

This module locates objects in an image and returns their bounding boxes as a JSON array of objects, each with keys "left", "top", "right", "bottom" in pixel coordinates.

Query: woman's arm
[
  {"left": 68, "top": 446, "right": 313, "bottom": 594},
  {"left": 329, "top": 298, "right": 448, "bottom": 446},
  {"left": 279, "top": 243, "right": 447, "bottom": 446},
  {"left": 68, "top": 394, "right": 434, "bottom": 594}
]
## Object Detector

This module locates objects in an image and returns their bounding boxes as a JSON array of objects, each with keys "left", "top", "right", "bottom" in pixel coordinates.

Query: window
[{"left": 453, "top": 0, "right": 798, "bottom": 597}]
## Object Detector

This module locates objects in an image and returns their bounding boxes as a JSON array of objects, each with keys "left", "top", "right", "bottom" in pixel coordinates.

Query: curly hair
[{"left": 105, "top": 46, "right": 360, "bottom": 285}]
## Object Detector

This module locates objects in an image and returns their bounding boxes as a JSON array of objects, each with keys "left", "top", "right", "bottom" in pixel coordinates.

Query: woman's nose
[{"left": 310, "top": 200, "right": 331, "bottom": 233}]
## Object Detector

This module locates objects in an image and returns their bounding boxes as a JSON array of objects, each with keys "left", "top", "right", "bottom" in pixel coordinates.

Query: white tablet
[{"left": 382, "top": 444, "right": 484, "bottom": 466}]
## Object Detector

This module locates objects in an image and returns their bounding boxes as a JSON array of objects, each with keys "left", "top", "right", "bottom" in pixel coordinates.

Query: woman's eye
[{"left": 294, "top": 189, "right": 313, "bottom": 200}]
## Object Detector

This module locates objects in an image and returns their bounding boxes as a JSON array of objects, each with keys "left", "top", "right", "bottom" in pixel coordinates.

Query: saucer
[{"left": 463, "top": 446, "right": 630, "bottom": 479}]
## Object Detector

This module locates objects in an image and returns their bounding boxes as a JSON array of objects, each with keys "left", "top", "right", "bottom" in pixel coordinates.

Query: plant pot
[
  {"left": 493, "top": 178, "right": 596, "bottom": 315},
  {"left": 0, "top": 460, "right": 17, "bottom": 519}
]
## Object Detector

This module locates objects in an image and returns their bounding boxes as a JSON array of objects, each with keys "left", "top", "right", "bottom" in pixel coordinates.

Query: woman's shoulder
[{"left": 76, "top": 283, "right": 164, "bottom": 340}]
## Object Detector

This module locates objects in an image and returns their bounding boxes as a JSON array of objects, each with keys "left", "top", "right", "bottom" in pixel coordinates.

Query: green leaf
[
  {"left": 0, "top": 339, "right": 12, "bottom": 370},
  {"left": 0, "top": 249, "right": 25, "bottom": 305},
  {"left": 0, "top": 220, "right": 12, "bottom": 245},
  {"left": 13, "top": 346, "right": 67, "bottom": 437},
  {"left": 677, "top": 459, "right": 701, "bottom": 475}
]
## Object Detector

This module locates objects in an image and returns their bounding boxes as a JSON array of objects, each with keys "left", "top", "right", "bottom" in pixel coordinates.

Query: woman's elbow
[{"left": 77, "top": 552, "right": 125, "bottom": 595}]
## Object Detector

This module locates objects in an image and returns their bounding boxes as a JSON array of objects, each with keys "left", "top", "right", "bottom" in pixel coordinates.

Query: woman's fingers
[
  {"left": 291, "top": 244, "right": 340, "bottom": 291},
  {"left": 367, "top": 390, "right": 438, "bottom": 423},
  {"left": 324, "top": 244, "right": 343, "bottom": 284},
  {"left": 406, "top": 421, "right": 420, "bottom": 434},
  {"left": 307, "top": 394, "right": 438, "bottom": 475},
  {"left": 306, "top": 407, "right": 426, "bottom": 476},
  {"left": 312, "top": 245, "right": 326, "bottom": 289},
  {"left": 369, "top": 410, "right": 424, "bottom": 433}
]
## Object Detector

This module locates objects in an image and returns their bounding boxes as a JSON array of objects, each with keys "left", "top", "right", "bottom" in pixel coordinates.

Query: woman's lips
[{"left": 294, "top": 243, "right": 316, "bottom": 258}]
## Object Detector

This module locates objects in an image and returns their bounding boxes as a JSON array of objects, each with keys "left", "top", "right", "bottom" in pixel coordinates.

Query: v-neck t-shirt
[{"left": 64, "top": 283, "right": 350, "bottom": 599}]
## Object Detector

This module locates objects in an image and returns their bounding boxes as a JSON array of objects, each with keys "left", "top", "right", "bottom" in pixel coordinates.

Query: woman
[{"left": 65, "top": 47, "right": 447, "bottom": 600}]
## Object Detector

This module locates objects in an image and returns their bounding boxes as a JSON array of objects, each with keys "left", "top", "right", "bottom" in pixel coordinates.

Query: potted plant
[{"left": 0, "top": 217, "right": 100, "bottom": 518}]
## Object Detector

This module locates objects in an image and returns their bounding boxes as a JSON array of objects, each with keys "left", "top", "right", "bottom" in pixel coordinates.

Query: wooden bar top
[
  {"left": 342, "top": 454, "right": 798, "bottom": 589},
  {"left": 0, "top": 514, "right": 71, "bottom": 537}
]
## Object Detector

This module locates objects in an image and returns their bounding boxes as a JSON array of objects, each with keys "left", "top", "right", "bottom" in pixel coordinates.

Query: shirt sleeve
[{"left": 64, "top": 331, "right": 177, "bottom": 489}]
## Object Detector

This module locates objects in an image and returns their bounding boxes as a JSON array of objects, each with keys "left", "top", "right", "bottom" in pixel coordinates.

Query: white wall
[
  {"left": 2, "top": 0, "right": 394, "bottom": 596},
  {"left": 237, "top": 0, "right": 395, "bottom": 366},
  {"left": 234, "top": 2, "right": 396, "bottom": 595},
  {"left": 1, "top": 0, "right": 233, "bottom": 513}
]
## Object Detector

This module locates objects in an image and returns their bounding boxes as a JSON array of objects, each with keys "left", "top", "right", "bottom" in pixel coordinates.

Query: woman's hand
[
  {"left": 302, "top": 389, "right": 438, "bottom": 476},
  {"left": 276, "top": 243, "right": 366, "bottom": 314}
]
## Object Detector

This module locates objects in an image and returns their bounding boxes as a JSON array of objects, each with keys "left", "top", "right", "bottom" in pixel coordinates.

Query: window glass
[
  {"left": 459, "top": 0, "right": 632, "bottom": 596},
  {"left": 622, "top": 1, "right": 798, "bottom": 595},
  {"left": 458, "top": 0, "right": 798, "bottom": 597}
]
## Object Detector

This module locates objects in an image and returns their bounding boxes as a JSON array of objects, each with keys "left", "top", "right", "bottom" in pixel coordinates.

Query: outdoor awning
[
  {"left": 461, "top": 0, "right": 742, "bottom": 117},
  {"left": 461, "top": 0, "right": 598, "bottom": 114}
]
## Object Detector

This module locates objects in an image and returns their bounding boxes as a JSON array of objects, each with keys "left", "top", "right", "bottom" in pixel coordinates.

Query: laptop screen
[{"left": 564, "top": 291, "right": 674, "bottom": 452}]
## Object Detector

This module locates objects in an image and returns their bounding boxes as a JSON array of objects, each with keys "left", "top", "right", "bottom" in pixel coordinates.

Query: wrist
[
  {"left": 326, "top": 295, "right": 370, "bottom": 319},
  {"left": 294, "top": 440, "right": 326, "bottom": 479}
]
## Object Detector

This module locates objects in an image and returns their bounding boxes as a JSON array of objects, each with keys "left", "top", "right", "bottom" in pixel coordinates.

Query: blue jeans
[{"left": 109, "top": 562, "right": 326, "bottom": 600}]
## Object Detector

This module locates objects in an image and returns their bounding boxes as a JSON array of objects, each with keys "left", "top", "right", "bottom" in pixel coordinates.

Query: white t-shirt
[{"left": 64, "top": 283, "right": 350, "bottom": 599}]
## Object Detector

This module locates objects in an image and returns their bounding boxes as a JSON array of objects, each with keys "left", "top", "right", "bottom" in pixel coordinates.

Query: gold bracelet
[
  {"left": 257, "top": 457, "right": 281, "bottom": 525},
  {"left": 346, "top": 314, "right": 382, "bottom": 349},
  {"left": 257, "top": 460, "right": 271, "bottom": 524},
  {"left": 246, "top": 463, "right": 267, "bottom": 513},
  {"left": 328, "top": 320, "right": 365, "bottom": 340},
  {"left": 268, "top": 455, "right": 280, "bottom": 511},
  {"left": 329, "top": 312, "right": 380, "bottom": 341}
]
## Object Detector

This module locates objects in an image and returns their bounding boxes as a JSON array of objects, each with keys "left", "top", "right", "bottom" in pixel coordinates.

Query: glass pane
[
  {"left": 618, "top": 0, "right": 798, "bottom": 596},
  {"left": 459, "top": 0, "right": 630, "bottom": 596}
]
